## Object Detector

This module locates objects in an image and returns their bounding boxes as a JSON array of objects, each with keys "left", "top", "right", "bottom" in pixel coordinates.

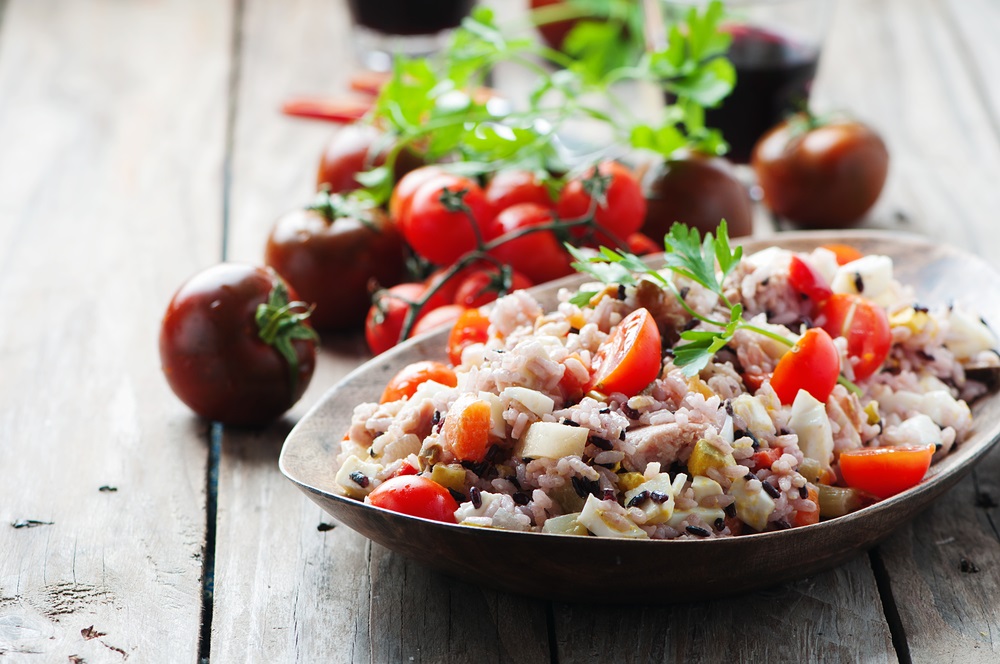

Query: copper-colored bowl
[{"left": 280, "top": 231, "right": 1000, "bottom": 602}]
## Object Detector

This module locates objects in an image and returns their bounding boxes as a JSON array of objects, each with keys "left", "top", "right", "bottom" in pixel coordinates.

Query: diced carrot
[
  {"left": 793, "top": 487, "right": 821, "bottom": 527},
  {"left": 821, "top": 243, "right": 864, "bottom": 266},
  {"left": 751, "top": 447, "right": 783, "bottom": 470},
  {"left": 444, "top": 398, "right": 493, "bottom": 463}
]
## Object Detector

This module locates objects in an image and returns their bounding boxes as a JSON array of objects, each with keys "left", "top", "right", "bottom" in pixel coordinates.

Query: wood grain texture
[
  {"left": 0, "top": 0, "right": 229, "bottom": 660},
  {"left": 211, "top": 0, "right": 550, "bottom": 661}
]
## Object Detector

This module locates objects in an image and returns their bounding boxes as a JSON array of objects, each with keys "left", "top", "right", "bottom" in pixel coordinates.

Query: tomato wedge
[
  {"left": 367, "top": 476, "right": 459, "bottom": 523},
  {"left": 839, "top": 444, "right": 935, "bottom": 499},
  {"left": 380, "top": 361, "right": 457, "bottom": 403},
  {"left": 770, "top": 327, "right": 840, "bottom": 405},
  {"left": 817, "top": 293, "right": 891, "bottom": 381},
  {"left": 788, "top": 255, "right": 833, "bottom": 307},
  {"left": 447, "top": 308, "right": 491, "bottom": 366},
  {"left": 588, "top": 308, "right": 662, "bottom": 397}
]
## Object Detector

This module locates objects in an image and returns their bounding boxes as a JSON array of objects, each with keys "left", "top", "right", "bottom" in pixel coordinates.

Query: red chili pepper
[{"left": 281, "top": 97, "right": 372, "bottom": 123}]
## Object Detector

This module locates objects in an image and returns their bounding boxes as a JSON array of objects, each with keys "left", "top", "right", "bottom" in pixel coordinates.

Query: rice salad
[{"left": 335, "top": 229, "right": 999, "bottom": 539}]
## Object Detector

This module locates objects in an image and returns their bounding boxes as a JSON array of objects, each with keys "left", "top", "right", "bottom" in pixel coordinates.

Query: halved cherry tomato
[
  {"left": 839, "top": 444, "right": 935, "bottom": 499},
  {"left": 367, "top": 476, "right": 458, "bottom": 523},
  {"left": 792, "top": 486, "right": 821, "bottom": 527},
  {"left": 453, "top": 266, "right": 532, "bottom": 308},
  {"left": 822, "top": 243, "right": 864, "bottom": 266},
  {"left": 447, "top": 308, "right": 491, "bottom": 366},
  {"left": 816, "top": 293, "right": 891, "bottom": 381},
  {"left": 380, "top": 360, "right": 457, "bottom": 403},
  {"left": 443, "top": 396, "right": 493, "bottom": 462},
  {"left": 788, "top": 255, "right": 833, "bottom": 307},
  {"left": 770, "top": 327, "right": 840, "bottom": 405},
  {"left": 390, "top": 461, "right": 420, "bottom": 478},
  {"left": 588, "top": 308, "right": 662, "bottom": 397},
  {"left": 411, "top": 304, "right": 466, "bottom": 337}
]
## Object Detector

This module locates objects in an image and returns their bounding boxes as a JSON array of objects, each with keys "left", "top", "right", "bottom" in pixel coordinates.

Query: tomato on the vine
[
  {"left": 380, "top": 360, "right": 457, "bottom": 403},
  {"left": 389, "top": 165, "right": 447, "bottom": 222},
  {"left": 411, "top": 304, "right": 466, "bottom": 337},
  {"left": 839, "top": 444, "right": 935, "bottom": 499},
  {"left": 316, "top": 124, "right": 421, "bottom": 194},
  {"left": 488, "top": 203, "right": 573, "bottom": 284},
  {"left": 447, "top": 308, "right": 491, "bottom": 366},
  {"left": 816, "top": 293, "right": 891, "bottom": 381},
  {"left": 159, "top": 264, "right": 318, "bottom": 426},
  {"left": 400, "top": 174, "right": 495, "bottom": 265},
  {"left": 626, "top": 232, "right": 661, "bottom": 256},
  {"left": 453, "top": 265, "right": 533, "bottom": 308},
  {"left": 588, "top": 308, "right": 662, "bottom": 397},
  {"left": 557, "top": 161, "right": 647, "bottom": 246},
  {"left": 770, "top": 327, "right": 840, "bottom": 405},
  {"left": 365, "top": 282, "right": 427, "bottom": 355},
  {"left": 265, "top": 193, "right": 405, "bottom": 331},
  {"left": 366, "top": 476, "right": 459, "bottom": 523},
  {"left": 752, "top": 113, "right": 890, "bottom": 228},
  {"left": 484, "top": 170, "right": 554, "bottom": 212}
]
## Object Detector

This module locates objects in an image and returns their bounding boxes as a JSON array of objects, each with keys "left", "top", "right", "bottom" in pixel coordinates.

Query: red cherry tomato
[
  {"left": 410, "top": 304, "right": 466, "bottom": 337},
  {"left": 316, "top": 124, "right": 421, "bottom": 194},
  {"left": 488, "top": 203, "right": 574, "bottom": 284},
  {"left": 770, "top": 328, "right": 840, "bottom": 405},
  {"left": 365, "top": 282, "right": 426, "bottom": 355},
  {"left": 816, "top": 293, "right": 891, "bottom": 381},
  {"left": 484, "top": 170, "right": 554, "bottom": 212},
  {"left": 752, "top": 113, "right": 890, "bottom": 228},
  {"left": 788, "top": 255, "right": 833, "bottom": 308},
  {"left": 400, "top": 174, "right": 494, "bottom": 265},
  {"left": 453, "top": 266, "right": 532, "bottom": 308},
  {"left": 822, "top": 243, "right": 864, "bottom": 266},
  {"left": 626, "top": 232, "right": 661, "bottom": 256},
  {"left": 380, "top": 360, "right": 458, "bottom": 403},
  {"left": 447, "top": 308, "right": 491, "bottom": 366},
  {"left": 159, "top": 264, "right": 317, "bottom": 426},
  {"left": 557, "top": 161, "right": 647, "bottom": 246},
  {"left": 588, "top": 308, "right": 662, "bottom": 397},
  {"left": 265, "top": 195, "right": 405, "bottom": 331},
  {"left": 389, "top": 165, "right": 447, "bottom": 222},
  {"left": 530, "top": 0, "right": 578, "bottom": 50},
  {"left": 839, "top": 444, "right": 935, "bottom": 499},
  {"left": 367, "top": 476, "right": 459, "bottom": 523}
]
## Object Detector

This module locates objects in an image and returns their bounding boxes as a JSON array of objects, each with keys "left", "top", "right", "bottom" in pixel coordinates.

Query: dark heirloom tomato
[
  {"left": 588, "top": 307, "right": 662, "bottom": 397},
  {"left": 641, "top": 153, "right": 753, "bottom": 240},
  {"left": 770, "top": 327, "right": 840, "bottom": 405},
  {"left": 159, "top": 264, "right": 317, "bottom": 427},
  {"left": 316, "top": 123, "right": 422, "bottom": 194},
  {"left": 752, "top": 114, "right": 889, "bottom": 228},
  {"left": 265, "top": 193, "right": 406, "bottom": 331}
]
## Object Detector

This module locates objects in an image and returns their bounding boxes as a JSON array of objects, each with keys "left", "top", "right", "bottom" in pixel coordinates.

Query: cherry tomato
[
  {"left": 626, "top": 232, "right": 661, "bottom": 256},
  {"left": 770, "top": 327, "right": 840, "bottom": 405},
  {"left": 484, "top": 170, "right": 553, "bottom": 212},
  {"left": 380, "top": 360, "right": 457, "bottom": 403},
  {"left": 822, "top": 243, "right": 864, "bottom": 266},
  {"left": 159, "top": 264, "right": 317, "bottom": 426},
  {"left": 447, "top": 308, "right": 491, "bottom": 366},
  {"left": 453, "top": 265, "right": 532, "bottom": 308},
  {"left": 410, "top": 304, "right": 466, "bottom": 337},
  {"left": 389, "top": 165, "right": 447, "bottom": 222},
  {"left": 400, "top": 174, "right": 494, "bottom": 265},
  {"left": 488, "top": 203, "right": 574, "bottom": 284},
  {"left": 367, "top": 476, "right": 459, "bottom": 523},
  {"left": 557, "top": 161, "right": 647, "bottom": 246},
  {"left": 641, "top": 153, "right": 753, "bottom": 240},
  {"left": 316, "top": 123, "right": 421, "bottom": 193},
  {"left": 788, "top": 255, "right": 833, "bottom": 308},
  {"left": 365, "top": 282, "right": 426, "bottom": 355},
  {"left": 265, "top": 194, "right": 405, "bottom": 331},
  {"left": 752, "top": 113, "right": 890, "bottom": 228},
  {"left": 816, "top": 293, "right": 891, "bottom": 381},
  {"left": 588, "top": 308, "right": 662, "bottom": 397},
  {"left": 839, "top": 444, "right": 935, "bottom": 499},
  {"left": 530, "top": 0, "right": 578, "bottom": 50}
]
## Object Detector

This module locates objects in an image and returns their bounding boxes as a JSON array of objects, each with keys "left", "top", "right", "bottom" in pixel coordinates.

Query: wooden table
[{"left": 2, "top": 0, "right": 999, "bottom": 661}]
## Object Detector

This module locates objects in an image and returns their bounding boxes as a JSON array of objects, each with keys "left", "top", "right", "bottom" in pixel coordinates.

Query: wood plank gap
[
  {"left": 545, "top": 602, "right": 559, "bottom": 664},
  {"left": 198, "top": 423, "right": 223, "bottom": 663},
  {"left": 221, "top": 0, "right": 247, "bottom": 262},
  {"left": 869, "top": 547, "right": 912, "bottom": 664},
  {"left": 939, "top": 1, "right": 1000, "bottom": 152}
]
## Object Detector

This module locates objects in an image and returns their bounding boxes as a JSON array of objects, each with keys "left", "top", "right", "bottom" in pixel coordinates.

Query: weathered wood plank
[
  {"left": 211, "top": 0, "right": 550, "bottom": 661},
  {"left": 0, "top": 0, "right": 230, "bottom": 660}
]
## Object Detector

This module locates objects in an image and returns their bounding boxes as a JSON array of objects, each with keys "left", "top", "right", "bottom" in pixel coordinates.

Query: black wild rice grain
[
  {"left": 349, "top": 471, "right": 369, "bottom": 488},
  {"left": 462, "top": 459, "right": 489, "bottom": 476},
  {"left": 449, "top": 488, "right": 466, "bottom": 504},
  {"left": 431, "top": 410, "right": 441, "bottom": 425},
  {"left": 714, "top": 518, "right": 725, "bottom": 531},
  {"left": 561, "top": 418, "right": 581, "bottom": 427},
  {"left": 686, "top": 525, "right": 711, "bottom": 537},
  {"left": 470, "top": 486, "right": 482, "bottom": 509},
  {"left": 762, "top": 481, "right": 781, "bottom": 499},
  {"left": 682, "top": 318, "right": 699, "bottom": 331},
  {"left": 617, "top": 284, "right": 627, "bottom": 300},
  {"left": 627, "top": 490, "right": 649, "bottom": 508},
  {"left": 599, "top": 407, "right": 611, "bottom": 414},
  {"left": 853, "top": 272, "right": 864, "bottom": 293},
  {"left": 571, "top": 476, "right": 588, "bottom": 498},
  {"left": 760, "top": 277, "right": 769, "bottom": 287},
  {"left": 724, "top": 400, "right": 734, "bottom": 417},
  {"left": 622, "top": 404, "right": 641, "bottom": 420},
  {"left": 744, "top": 472, "right": 755, "bottom": 481},
  {"left": 513, "top": 492, "right": 530, "bottom": 506},
  {"left": 679, "top": 286, "right": 690, "bottom": 300},
  {"left": 569, "top": 327, "right": 580, "bottom": 334},
  {"left": 509, "top": 476, "right": 522, "bottom": 490},
  {"left": 799, "top": 486, "right": 809, "bottom": 499},
  {"left": 724, "top": 504, "right": 737, "bottom": 518},
  {"left": 619, "top": 430, "right": 627, "bottom": 441},
  {"left": 914, "top": 303, "right": 929, "bottom": 313},
  {"left": 590, "top": 436, "right": 613, "bottom": 451},
  {"left": 650, "top": 490, "right": 670, "bottom": 504},
  {"left": 774, "top": 519, "right": 792, "bottom": 530}
]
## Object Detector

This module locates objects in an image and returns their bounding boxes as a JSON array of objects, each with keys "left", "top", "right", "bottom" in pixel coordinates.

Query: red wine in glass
[
  {"left": 346, "top": 0, "right": 475, "bottom": 36},
  {"left": 706, "top": 23, "right": 820, "bottom": 163}
]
